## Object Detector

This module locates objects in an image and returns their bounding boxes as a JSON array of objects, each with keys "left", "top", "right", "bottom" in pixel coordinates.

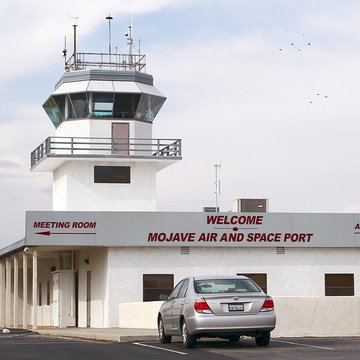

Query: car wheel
[
  {"left": 181, "top": 320, "right": 197, "bottom": 348},
  {"left": 255, "top": 331, "right": 270, "bottom": 346},
  {"left": 228, "top": 336, "right": 240, "bottom": 342},
  {"left": 158, "top": 317, "right": 172, "bottom": 344}
]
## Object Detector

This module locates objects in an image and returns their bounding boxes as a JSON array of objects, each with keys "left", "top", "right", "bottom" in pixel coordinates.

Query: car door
[
  {"left": 161, "top": 281, "right": 183, "bottom": 332},
  {"left": 171, "top": 278, "right": 189, "bottom": 332}
]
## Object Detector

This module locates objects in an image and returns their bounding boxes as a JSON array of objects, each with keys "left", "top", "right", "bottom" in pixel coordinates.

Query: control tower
[{"left": 30, "top": 23, "right": 181, "bottom": 211}]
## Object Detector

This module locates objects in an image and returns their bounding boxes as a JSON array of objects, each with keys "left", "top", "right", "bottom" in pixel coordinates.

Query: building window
[
  {"left": 325, "top": 274, "right": 354, "bottom": 296},
  {"left": 94, "top": 166, "right": 130, "bottom": 184},
  {"left": 143, "top": 274, "right": 174, "bottom": 302},
  {"left": 238, "top": 273, "right": 267, "bottom": 294}
]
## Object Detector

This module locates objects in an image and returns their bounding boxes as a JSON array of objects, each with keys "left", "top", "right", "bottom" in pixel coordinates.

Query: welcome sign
[{"left": 25, "top": 211, "right": 360, "bottom": 248}]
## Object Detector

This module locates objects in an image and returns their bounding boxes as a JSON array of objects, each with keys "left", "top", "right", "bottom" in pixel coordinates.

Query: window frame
[
  {"left": 238, "top": 273, "right": 268, "bottom": 294},
  {"left": 325, "top": 273, "right": 354, "bottom": 296},
  {"left": 143, "top": 274, "right": 174, "bottom": 302},
  {"left": 94, "top": 166, "right": 131, "bottom": 184}
]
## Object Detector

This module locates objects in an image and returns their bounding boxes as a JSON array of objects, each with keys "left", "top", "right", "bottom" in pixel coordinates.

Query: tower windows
[
  {"left": 69, "top": 93, "right": 88, "bottom": 119},
  {"left": 91, "top": 92, "right": 114, "bottom": 118},
  {"left": 43, "top": 90, "right": 165, "bottom": 127},
  {"left": 94, "top": 166, "right": 130, "bottom": 183}
]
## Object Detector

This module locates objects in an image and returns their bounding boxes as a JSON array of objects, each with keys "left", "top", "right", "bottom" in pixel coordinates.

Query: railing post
[{"left": 45, "top": 137, "right": 51, "bottom": 154}]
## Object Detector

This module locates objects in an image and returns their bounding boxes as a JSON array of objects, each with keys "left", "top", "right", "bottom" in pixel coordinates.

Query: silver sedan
[{"left": 158, "top": 275, "right": 276, "bottom": 348}]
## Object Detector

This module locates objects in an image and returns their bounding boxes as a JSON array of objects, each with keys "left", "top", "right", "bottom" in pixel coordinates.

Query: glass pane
[
  {"left": 91, "top": 92, "right": 114, "bottom": 118},
  {"left": 135, "top": 94, "right": 152, "bottom": 121},
  {"left": 143, "top": 289, "right": 172, "bottom": 302},
  {"left": 325, "top": 287, "right": 354, "bottom": 296},
  {"left": 169, "top": 281, "right": 184, "bottom": 299},
  {"left": 145, "top": 96, "right": 165, "bottom": 122},
  {"left": 325, "top": 274, "right": 354, "bottom": 287},
  {"left": 178, "top": 279, "right": 189, "bottom": 298},
  {"left": 53, "top": 95, "right": 65, "bottom": 118},
  {"left": 67, "top": 94, "right": 76, "bottom": 119},
  {"left": 143, "top": 274, "right": 174, "bottom": 288},
  {"left": 94, "top": 166, "right": 130, "bottom": 184},
  {"left": 194, "top": 278, "right": 261, "bottom": 294},
  {"left": 325, "top": 274, "right": 354, "bottom": 296},
  {"left": 70, "top": 93, "right": 88, "bottom": 118},
  {"left": 143, "top": 274, "right": 174, "bottom": 302},
  {"left": 239, "top": 273, "right": 267, "bottom": 293},
  {"left": 113, "top": 93, "right": 140, "bottom": 119},
  {"left": 43, "top": 96, "right": 64, "bottom": 128}
]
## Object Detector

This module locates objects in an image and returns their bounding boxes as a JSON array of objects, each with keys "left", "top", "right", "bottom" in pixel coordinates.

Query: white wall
[
  {"left": 107, "top": 247, "right": 360, "bottom": 299},
  {"left": 105, "top": 246, "right": 360, "bottom": 327},
  {"left": 53, "top": 161, "right": 157, "bottom": 211},
  {"left": 56, "top": 119, "right": 152, "bottom": 139}
]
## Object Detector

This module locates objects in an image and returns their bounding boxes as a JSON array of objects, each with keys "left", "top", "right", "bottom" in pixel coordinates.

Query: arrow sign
[{"left": 35, "top": 231, "right": 96, "bottom": 236}]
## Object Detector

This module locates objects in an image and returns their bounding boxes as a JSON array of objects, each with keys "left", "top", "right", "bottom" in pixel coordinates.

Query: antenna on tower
[
  {"left": 105, "top": 13, "right": 113, "bottom": 64},
  {"left": 214, "top": 162, "right": 221, "bottom": 212},
  {"left": 63, "top": 36, "right": 67, "bottom": 58},
  {"left": 69, "top": 16, "right": 78, "bottom": 69},
  {"left": 125, "top": 25, "right": 134, "bottom": 67}
]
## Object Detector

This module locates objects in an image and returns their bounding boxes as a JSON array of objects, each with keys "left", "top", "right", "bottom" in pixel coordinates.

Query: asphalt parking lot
[{"left": 1, "top": 330, "right": 360, "bottom": 360}]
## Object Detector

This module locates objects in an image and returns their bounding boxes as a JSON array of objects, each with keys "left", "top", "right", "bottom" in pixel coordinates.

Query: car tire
[
  {"left": 181, "top": 320, "right": 197, "bottom": 348},
  {"left": 158, "top": 317, "right": 172, "bottom": 344},
  {"left": 228, "top": 336, "right": 240, "bottom": 342},
  {"left": 255, "top": 331, "right": 270, "bottom": 346}
]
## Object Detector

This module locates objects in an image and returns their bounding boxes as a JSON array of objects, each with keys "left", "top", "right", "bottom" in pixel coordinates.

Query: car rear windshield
[{"left": 194, "top": 279, "right": 261, "bottom": 294}]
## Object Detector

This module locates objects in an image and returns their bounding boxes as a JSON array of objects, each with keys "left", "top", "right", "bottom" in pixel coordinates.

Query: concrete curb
[{"left": 35, "top": 329, "right": 160, "bottom": 343}]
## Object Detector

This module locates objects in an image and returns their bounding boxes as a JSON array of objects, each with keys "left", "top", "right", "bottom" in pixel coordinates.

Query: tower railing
[
  {"left": 31, "top": 137, "right": 181, "bottom": 168},
  {"left": 65, "top": 52, "right": 146, "bottom": 72}
]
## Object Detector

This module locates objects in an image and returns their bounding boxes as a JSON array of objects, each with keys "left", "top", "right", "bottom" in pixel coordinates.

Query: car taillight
[
  {"left": 194, "top": 298, "right": 213, "bottom": 314},
  {"left": 260, "top": 296, "right": 274, "bottom": 312}
]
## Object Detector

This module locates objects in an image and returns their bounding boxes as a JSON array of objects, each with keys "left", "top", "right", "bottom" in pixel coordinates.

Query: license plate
[{"left": 228, "top": 303, "right": 244, "bottom": 311}]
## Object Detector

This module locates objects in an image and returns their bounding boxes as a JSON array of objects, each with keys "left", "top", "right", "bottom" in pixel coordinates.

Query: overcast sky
[{"left": 1, "top": 0, "right": 360, "bottom": 248}]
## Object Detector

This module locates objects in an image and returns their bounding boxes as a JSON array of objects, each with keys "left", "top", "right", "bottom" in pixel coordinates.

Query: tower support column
[
  {"left": 13, "top": 256, "right": 19, "bottom": 327},
  {"left": 0, "top": 260, "right": 5, "bottom": 327},
  {"left": 5, "top": 257, "right": 12, "bottom": 327},
  {"left": 23, "top": 253, "right": 28, "bottom": 329},
  {"left": 32, "top": 250, "right": 38, "bottom": 330}
]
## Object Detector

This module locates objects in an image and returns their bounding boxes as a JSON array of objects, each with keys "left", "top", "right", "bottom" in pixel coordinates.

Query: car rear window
[{"left": 194, "top": 278, "right": 261, "bottom": 294}]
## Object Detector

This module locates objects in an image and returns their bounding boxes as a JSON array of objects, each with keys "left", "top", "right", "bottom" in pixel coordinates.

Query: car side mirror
[{"left": 159, "top": 294, "right": 169, "bottom": 301}]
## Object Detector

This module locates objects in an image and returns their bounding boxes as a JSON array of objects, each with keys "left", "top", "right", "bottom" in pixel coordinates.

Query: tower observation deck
[{"left": 31, "top": 22, "right": 181, "bottom": 211}]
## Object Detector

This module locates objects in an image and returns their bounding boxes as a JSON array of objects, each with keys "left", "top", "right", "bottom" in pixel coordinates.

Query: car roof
[{"left": 191, "top": 275, "right": 249, "bottom": 281}]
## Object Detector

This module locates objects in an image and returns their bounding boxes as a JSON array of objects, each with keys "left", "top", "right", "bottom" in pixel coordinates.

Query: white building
[{"left": 1, "top": 27, "right": 360, "bottom": 336}]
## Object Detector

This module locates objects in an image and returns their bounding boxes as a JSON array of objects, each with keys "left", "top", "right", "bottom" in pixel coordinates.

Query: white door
[
  {"left": 52, "top": 272, "right": 60, "bottom": 327},
  {"left": 52, "top": 271, "right": 75, "bottom": 328}
]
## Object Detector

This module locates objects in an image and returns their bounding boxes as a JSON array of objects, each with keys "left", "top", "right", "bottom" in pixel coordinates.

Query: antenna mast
[
  {"left": 105, "top": 14, "right": 113, "bottom": 64},
  {"left": 214, "top": 162, "right": 221, "bottom": 212},
  {"left": 63, "top": 36, "right": 68, "bottom": 67},
  {"left": 125, "top": 25, "right": 133, "bottom": 68},
  {"left": 70, "top": 16, "right": 78, "bottom": 69}
]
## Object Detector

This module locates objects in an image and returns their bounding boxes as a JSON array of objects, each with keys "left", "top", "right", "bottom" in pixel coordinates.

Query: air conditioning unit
[{"left": 232, "top": 198, "right": 269, "bottom": 213}]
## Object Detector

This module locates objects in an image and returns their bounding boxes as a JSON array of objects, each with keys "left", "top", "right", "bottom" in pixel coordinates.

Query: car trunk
[{"left": 202, "top": 293, "right": 266, "bottom": 316}]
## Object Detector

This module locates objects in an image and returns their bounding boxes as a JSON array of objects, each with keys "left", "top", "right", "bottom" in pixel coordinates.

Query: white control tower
[{"left": 31, "top": 23, "right": 181, "bottom": 211}]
